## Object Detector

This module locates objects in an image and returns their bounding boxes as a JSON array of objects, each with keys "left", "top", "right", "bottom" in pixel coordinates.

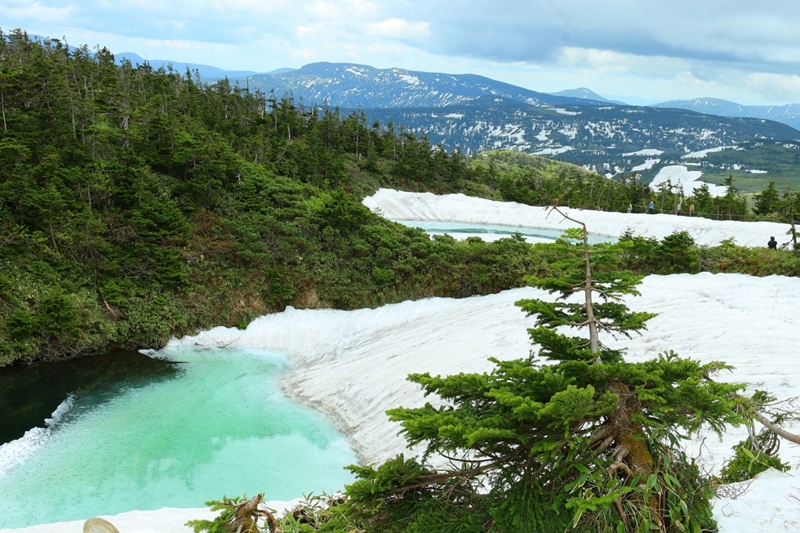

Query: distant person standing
[
  {"left": 627, "top": 203, "right": 633, "bottom": 213},
  {"left": 768, "top": 236, "right": 778, "bottom": 249},
  {"left": 676, "top": 202, "right": 682, "bottom": 215},
  {"left": 648, "top": 200, "right": 655, "bottom": 214},
  {"left": 689, "top": 203, "right": 695, "bottom": 217}
]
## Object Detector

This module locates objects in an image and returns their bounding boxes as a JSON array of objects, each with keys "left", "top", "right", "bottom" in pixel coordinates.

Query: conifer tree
[
  {"left": 753, "top": 180, "right": 779, "bottom": 217},
  {"left": 341, "top": 208, "right": 748, "bottom": 532}
]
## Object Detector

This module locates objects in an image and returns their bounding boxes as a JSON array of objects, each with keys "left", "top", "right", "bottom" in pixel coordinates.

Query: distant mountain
[
  {"left": 114, "top": 52, "right": 259, "bottom": 79},
  {"left": 653, "top": 97, "right": 800, "bottom": 132},
  {"left": 236, "top": 62, "right": 605, "bottom": 109},
  {"left": 550, "top": 88, "right": 625, "bottom": 105},
  {"left": 110, "top": 51, "right": 800, "bottom": 134},
  {"left": 234, "top": 62, "right": 800, "bottom": 186},
  {"left": 357, "top": 96, "right": 800, "bottom": 187},
  {"left": 603, "top": 94, "right": 662, "bottom": 107},
  {"left": 103, "top": 53, "right": 800, "bottom": 187}
]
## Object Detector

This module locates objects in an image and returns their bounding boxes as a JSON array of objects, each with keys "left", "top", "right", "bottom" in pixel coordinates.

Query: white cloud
[
  {"left": 366, "top": 18, "right": 430, "bottom": 41},
  {"left": 742, "top": 72, "right": 800, "bottom": 105},
  {"left": 5, "top": 1, "right": 74, "bottom": 22},
  {"left": 142, "top": 38, "right": 199, "bottom": 51},
  {"left": 4, "top": 0, "right": 800, "bottom": 104},
  {"left": 303, "top": 0, "right": 378, "bottom": 22}
]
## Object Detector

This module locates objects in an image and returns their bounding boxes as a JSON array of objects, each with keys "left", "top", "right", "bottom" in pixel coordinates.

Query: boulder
[{"left": 83, "top": 517, "right": 120, "bottom": 533}]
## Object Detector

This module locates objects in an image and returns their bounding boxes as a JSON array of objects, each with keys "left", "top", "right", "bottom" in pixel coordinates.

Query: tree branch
[{"left": 753, "top": 411, "right": 800, "bottom": 445}]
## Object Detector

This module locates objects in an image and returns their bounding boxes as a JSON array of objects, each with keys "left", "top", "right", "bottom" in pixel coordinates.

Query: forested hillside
[
  {"left": 0, "top": 30, "right": 646, "bottom": 366},
  {"left": 1, "top": 30, "right": 797, "bottom": 366}
]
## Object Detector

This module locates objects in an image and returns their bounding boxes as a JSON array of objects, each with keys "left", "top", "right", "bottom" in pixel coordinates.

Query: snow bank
[
  {"left": 364, "top": 188, "right": 788, "bottom": 247},
  {"left": 5, "top": 191, "right": 800, "bottom": 533}
]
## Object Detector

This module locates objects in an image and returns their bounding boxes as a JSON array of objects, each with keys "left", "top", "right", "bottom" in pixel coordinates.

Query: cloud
[
  {"left": 4, "top": 0, "right": 74, "bottom": 23},
  {"left": 400, "top": 1, "right": 800, "bottom": 72},
  {"left": 303, "top": 0, "right": 377, "bottom": 20},
  {"left": 4, "top": 0, "right": 800, "bottom": 104},
  {"left": 742, "top": 72, "right": 800, "bottom": 105},
  {"left": 366, "top": 18, "right": 430, "bottom": 41},
  {"left": 2, "top": 0, "right": 295, "bottom": 47},
  {"left": 11, "top": 1, "right": 799, "bottom": 73},
  {"left": 142, "top": 38, "right": 200, "bottom": 52}
]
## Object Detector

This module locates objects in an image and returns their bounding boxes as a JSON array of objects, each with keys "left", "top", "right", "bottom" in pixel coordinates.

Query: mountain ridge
[
  {"left": 115, "top": 52, "right": 264, "bottom": 80},
  {"left": 652, "top": 97, "right": 800, "bottom": 131},
  {"left": 355, "top": 97, "right": 800, "bottom": 187},
  {"left": 238, "top": 61, "right": 608, "bottom": 108},
  {"left": 550, "top": 88, "right": 626, "bottom": 105},
  {"left": 111, "top": 52, "right": 800, "bottom": 130},
  {"left": 109, "top": 54, "right": 800, "bottom": 187}
]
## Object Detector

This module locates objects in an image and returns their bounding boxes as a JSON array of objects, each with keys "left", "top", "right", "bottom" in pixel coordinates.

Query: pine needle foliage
[{"left": 340, "top": 212, "right": 748, "bottom": 532}]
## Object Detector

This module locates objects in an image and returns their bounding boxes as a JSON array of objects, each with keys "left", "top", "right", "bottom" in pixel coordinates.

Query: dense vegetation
[
  {"left": 2, "top": 29, "right": 800, "bottom": 368},
  {"left": 4, "top": 28, "right": 800, "bottom": 533},
  {"left": 191, "top": 224, "right": 792, "bottom": 533},
  {"left": 699, "top": 141, "right": 800, "bottom": 191},
  {"left": 328, "top": 226, "right": 748, "bottom": 533},
  {"left": 0, "top": 30, "right": 650, "bottom": 366}
]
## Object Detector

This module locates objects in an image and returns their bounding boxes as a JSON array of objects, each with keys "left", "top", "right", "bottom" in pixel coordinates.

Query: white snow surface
[
  {"left": 650, "top": 165, "right": 728, "bottom": 198},
  {"left": 364, "top": 188, "right": 790, "bottom": 247},
  {"left": 632, "top": 158, "right": 660, "bottom": 171},
  {"left": 623, "top": 149, "right": 665, "bottom": 156},
  {"left": 0, "top": 395, "right": 74, "bottom": 479},
  {"left": 553, "top": 107, "right": 580, "bottom": 115},
  {"left": 6, "top": 190, "right": 800, "bottom": 533},
  {"left": 682, "top": 146, "right": 740, "bottom": 159},
  {"left": 533, "top": 145, "right": 573, "bottom": 156}
]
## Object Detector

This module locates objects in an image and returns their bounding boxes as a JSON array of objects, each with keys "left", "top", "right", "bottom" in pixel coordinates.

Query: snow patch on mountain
[
  {"left": 650, "top": 165, "right": 727, "bottom": 197},
  {"left": 623, "top": 149, "right": 665, "bottom": 156},
  {"left": 632, "top": 158, "right": 660, "bottom": 171},
  {"left": 534, "top": 146, "right": 573, "bottom": 156},
  {"left": 682, "top": 146, "right": 740, "bottom": 159},
  {"left": 399, "top": 74, "right": 421, "bottom": 86}
]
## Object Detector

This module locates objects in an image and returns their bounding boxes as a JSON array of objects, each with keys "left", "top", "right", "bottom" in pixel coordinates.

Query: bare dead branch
[{"left": 753, "top": 411, "right": 800, "bottom": 445}]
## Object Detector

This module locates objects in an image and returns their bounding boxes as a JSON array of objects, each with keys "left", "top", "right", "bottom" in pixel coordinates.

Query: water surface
[
  {"left": 397, "top": 220, "right": 616, "bottom": 244},
  {"left": 0, "top": 347, "right": 357, "bottom": 528},
  {"left": 0, "top": 350, "right": 176, "bottom": 445}
]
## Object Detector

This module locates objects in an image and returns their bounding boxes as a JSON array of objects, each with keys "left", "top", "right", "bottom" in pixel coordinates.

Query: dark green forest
[{"left": 2, "top": 29, "right": 799, "bottom": 366}]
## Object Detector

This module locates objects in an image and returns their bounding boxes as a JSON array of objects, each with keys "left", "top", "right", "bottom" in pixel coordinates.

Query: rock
[{"left": 83, "top": 517, "right": 120, "bottom": 533}]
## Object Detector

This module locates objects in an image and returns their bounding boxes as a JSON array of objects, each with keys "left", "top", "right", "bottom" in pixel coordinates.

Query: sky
[
  {"left": 3, "top": 1, "right": 800, "bottom": 106},
  {"left": 4, "top": 189, "right": 800, "bottom": 532}
]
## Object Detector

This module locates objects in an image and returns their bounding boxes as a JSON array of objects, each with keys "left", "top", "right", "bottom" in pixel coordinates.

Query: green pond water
[
  {"left": 0, "top": 347, "right": 357, "bottom": 529},
  {"left": 396, "top": 220, "right": 617, "bottom": 244}
]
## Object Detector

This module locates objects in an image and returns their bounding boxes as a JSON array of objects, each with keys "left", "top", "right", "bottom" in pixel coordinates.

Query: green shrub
[{"left": 719, "top": 441, "right": 789, "bottom": 484}]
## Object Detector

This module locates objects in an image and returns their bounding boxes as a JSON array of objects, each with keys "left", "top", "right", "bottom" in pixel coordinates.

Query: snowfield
[
  {"left": 4, "top": 190, "right": 800, "bottom": 533},
  {"left": 650, "top": 165, "right": 729, "bottom": 197},
  {"left": 364, "top": 188, "right": 789, "bottom": 248}
]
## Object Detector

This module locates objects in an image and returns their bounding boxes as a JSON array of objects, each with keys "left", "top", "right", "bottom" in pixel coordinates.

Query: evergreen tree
[
  {"left": 717, "top": 174, "right": 747, "bottom": 220},
  {"left": 689, "top": 183, "right": 712, "bottom": 216},
  {"left": 753, "top": 180, "right": 779, "bottom": 217},
  {"left": 774, "top": 188, "right": 800, "bottom": 249},
  {"left": 341, "top": 209, "right": 748, "bottom": 532}
]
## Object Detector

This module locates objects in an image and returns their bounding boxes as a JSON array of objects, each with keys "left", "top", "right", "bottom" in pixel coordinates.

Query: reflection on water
[
  {"left": 397, "top": 220, "right": 617, "bottom": 244},
  {"left": 0, "top": 348, "right": 357, "bottom": 529},
  {"left": 0, "top": 350, "right": 179, "bottom": 445}
]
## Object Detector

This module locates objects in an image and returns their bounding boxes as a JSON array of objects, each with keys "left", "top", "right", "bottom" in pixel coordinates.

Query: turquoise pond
[
  {"left": 0, "top": 347, "right": 358, "bottom": 529},
  {"left": 396, "top": 220, "right": 617, "bottom": 244}
]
